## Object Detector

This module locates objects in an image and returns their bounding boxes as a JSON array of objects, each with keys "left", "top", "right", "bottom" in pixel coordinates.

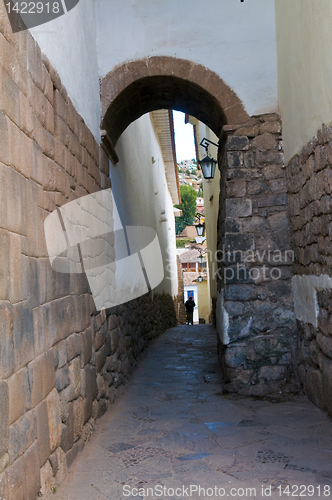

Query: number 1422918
[
  {"left": 278, "top": 485, "right": 331, "bottom": 497},
  {"left": 6, "top": 2, "right": 60, "bottom": 14}
]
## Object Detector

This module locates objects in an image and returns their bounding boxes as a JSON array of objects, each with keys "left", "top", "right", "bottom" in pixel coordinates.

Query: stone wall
[
  {"left": 287, "top": 124, "right": 332, "bottom": 417},
  {"left": 0, "top": 13, "right": 177, "bottom": 500},
  {"left": 216, "top": 114, "right": 298, "bottom": 395}
]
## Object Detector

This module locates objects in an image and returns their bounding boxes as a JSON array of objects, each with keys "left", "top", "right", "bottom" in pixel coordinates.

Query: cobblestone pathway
[{"left": 54, "top": 325, "right": 332, "bottom": 500}]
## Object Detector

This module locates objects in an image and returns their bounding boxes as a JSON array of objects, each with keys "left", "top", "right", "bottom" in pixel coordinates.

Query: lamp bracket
[{"left": 200, "top": 137, "right": 219, "bottom": 154}]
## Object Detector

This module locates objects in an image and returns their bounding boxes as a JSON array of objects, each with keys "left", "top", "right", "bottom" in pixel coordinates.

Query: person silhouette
[{"left": 185, "top": 296, "right": 195, "bottom": 325}]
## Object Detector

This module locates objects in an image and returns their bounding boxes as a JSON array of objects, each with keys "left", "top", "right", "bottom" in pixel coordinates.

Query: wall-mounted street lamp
[
  {"left": 196, "top": 222, "right": 204, "bottom": 237},
  {"left": 198, "top": 275, "right": 203, "bottom": 283},
  {"left": 199, "top": 138, "right": 218, "bottom": 180},
  {"left": 195, "top": 213, "right": 205, "bottom": 237}
]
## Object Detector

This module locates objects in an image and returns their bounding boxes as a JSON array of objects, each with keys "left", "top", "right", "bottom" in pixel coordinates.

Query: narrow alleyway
[{"left": 54, "top": 325, "right": 332, "bottom": 500}]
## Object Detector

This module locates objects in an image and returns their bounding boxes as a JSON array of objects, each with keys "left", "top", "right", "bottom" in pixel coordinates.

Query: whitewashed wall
[
  {"left": 30, "top": 0, "right": 101, "bottom": 139},
  {"left": 95, "top": 0, "right": 278, "bottom": 116},
  {"left": 111, "top": 113, "right": 178, "bottom": 298}
]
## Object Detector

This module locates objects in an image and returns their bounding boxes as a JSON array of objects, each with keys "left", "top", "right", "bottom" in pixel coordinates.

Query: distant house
[
  {"left": 178, "top": 225, "right": 197, "bottom": 240},
  {"left": 196, "top": 197, "right": 204, "bottom": 214}
]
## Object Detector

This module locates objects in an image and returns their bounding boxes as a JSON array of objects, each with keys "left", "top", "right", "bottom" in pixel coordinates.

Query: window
[{"left": 187, "top": 290, "right": 194, "bottom": 299}]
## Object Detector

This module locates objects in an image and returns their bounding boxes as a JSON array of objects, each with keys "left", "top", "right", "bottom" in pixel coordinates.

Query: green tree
[{"left": 175, "top": 185, "right": 197, "bottom": 234}]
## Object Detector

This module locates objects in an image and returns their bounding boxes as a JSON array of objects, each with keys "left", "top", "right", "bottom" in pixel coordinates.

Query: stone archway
[
  {"left": 100, "top": 56, "right": 297, "bottom": 398},
  {"left": 100, "top": 56, "right": 249, "bottom": 148}
]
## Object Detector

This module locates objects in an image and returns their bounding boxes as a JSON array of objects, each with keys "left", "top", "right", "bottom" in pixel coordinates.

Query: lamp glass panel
[{"left": 196, "top": 223, "right": 204, "bottom": 236}]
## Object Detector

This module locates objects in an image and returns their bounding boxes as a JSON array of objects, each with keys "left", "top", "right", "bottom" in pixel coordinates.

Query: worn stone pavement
[{"left": 54, "top": 325, "right": 332, "bottom": 500}]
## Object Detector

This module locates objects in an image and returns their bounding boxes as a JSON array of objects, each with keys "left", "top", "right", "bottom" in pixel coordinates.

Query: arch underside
[
  {"left": 101, "top": 57, "right": 249, "bottom": 147},
  {"left": 103, "top": 75, "right": 227, "bottom": 146}
]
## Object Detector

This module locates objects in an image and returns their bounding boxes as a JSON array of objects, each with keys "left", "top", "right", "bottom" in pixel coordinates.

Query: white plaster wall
[
  {"left": 275, "top": 0, "right": 332, "bottom": 162},
  {"left": 292, "top": 275, "right": 332, "bottom": 327},
  {"left": 197, "top": 122, "right": 220, "bottom": 301},
  {"left": 95, "top": 0, "right": 278, "bottom": 116},
  {"left": 30, "top": 0, "right": 101, "bottom": 139},
  {"left": 110, "top": 113, "right": 178, "bottom": 297}
]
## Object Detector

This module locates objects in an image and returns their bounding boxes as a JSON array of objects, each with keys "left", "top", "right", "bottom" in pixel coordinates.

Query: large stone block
[
  {"left": 8, "top": 118, "right": 32, "bottom": 178},
  {"left": 48, "top": 299, "right": 64, "bottom": 347},
  {"left": 25, "top": 180, "right": 40, "bottom": 259},
  {"left": 260, "top": 121, "right": 281, "bottom": 134},
  {"left": 54, "top": 446, "right": 68, "bottom": 483},
  {"left": 306, "top": 367, "right": 326, "bottom": 410},
  {"left": 39, "top": 460, "right": 55, "bottom": 498},
  {"left": 24, "top": 440, "right": 41, "bottom": 500},
  {"left": 254, "top": 193, "right": 287, "bottom": 208},
  {"left": 81, "top": 326, "right": 93, "bottom": 367},
  {"left": 225, "top": 345, "right": 245, "bottom": 368},
  {"left": 0, "top": 471, "right": 7, "bottom": 500},
  {"left": 263, "top": 164, "right": 285, "bottom": 180},
  {"left": 224, "top": 234, "right": 254, "bottom": 255},
  {"left": 35, "top": 400, "right": 51, "bottom": 467},
  {"left": 105, "top": 353, "right": 118, "bottom": 372},
  {"left": 8, "top": 409, "right": 36, "bottom": 464},
  {"left": 268, "top": 211, "right": 289, "bottom": 232},
  {"left": 66, "top": 439, "right": 83, "bottom": 469},
  {"left": 83, "top": 366, "right": 97, "bottom": 423},
  {"left": 316, "top": 333, "right": 332, "bottom": 359},
  {"left": 33, "top": 85, "right": 54, "bottom": 135},
  {"left": 28, "top": 350, "right": 55, "bottom": 408},
  {"left": 68, "top": 357, "right": 81, "bottom": 398},
  {"left": 227, "top": 151, "right": 243, "bottom": 168},
  {"left": 242, "top": 216, "right": 269, "bottom": 233},
  {"left": 0, "top": 382, "right": 9, "bottom": 459},
  {"left": 223, "top": 265, "right": 253, "bottom": 285},
  {"left": 258, "top": 365, "right": 287, "bottom": 381},
  {"left": 55, "top": 365, "right": 70, "bottom": 392},
  {"left": 0, "top": 164, "right": 26, "bottom": 236},
  {"left": 252, "top": 133, "right": 278, "bottom": 151},
  {"left": 5, "top": 453, "right": 26, "bottom": 500},
  {"left": 227, "top": 136, "right": 249, "bottom": 151},
  {"left": 225, "top": 218, "right": 242, "bottom": 233},
  {"left": 247, "top": 180, "right": 267, "bottom": 195},
  {"left": 46, "top": 389, "right": 62, "bottom": 453},
  {"left": 0, "top": 68, "right": 20, "bottom": 127},
  {"left": 224, "top": 284, "right": 258, "bottom": 302},
  {"left": 59, "top": 295, "right": 76, "bottom": 338},
  {"left": 0, "top": 229, "right": 21, "bottom": 304},
  {"left": 106, "top": 327, "right": 119, "bottom": 356},
  {"left": 226, "top": 178, "right": 246, "bottom": 198},
  {"left": 73, "top": 397, "right": 84, "bottom": 442},
  {"left": 256, "top": 151, "right": 284, "bottom": 165},
  {"left": 60, "top": 401, "right": 74, "bottom": 452},
  {"left": 95, "top": 344, "right": 107, "bottom": 373},
  {"left": 226, "top": 199, "right": 252, "bottom": 218},
  {"left": 67, "top": 333, "right": 82, "bottom": 362},
  {"left": 0, "top": 112, "right": 10, "bottom": 165},
  {"left": 19, "top": 89, "right": 34, "bottom": 139},
  {"left": 34, "top": 114, "right": 55, "bottom": 159},
  {"left": 7, "top": 368, "right": 26, "bottom": 425},
  {"left": 13, "top": 301, "right": 34, "bottom": 372},
  {"left": 0, "top": 301, "right": 14, "bottom": 379}
]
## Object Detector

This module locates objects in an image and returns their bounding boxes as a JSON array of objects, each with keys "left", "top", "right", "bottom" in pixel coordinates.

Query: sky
[{"left": 173, "top": 111, "right": 196, "bottom": 163}]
